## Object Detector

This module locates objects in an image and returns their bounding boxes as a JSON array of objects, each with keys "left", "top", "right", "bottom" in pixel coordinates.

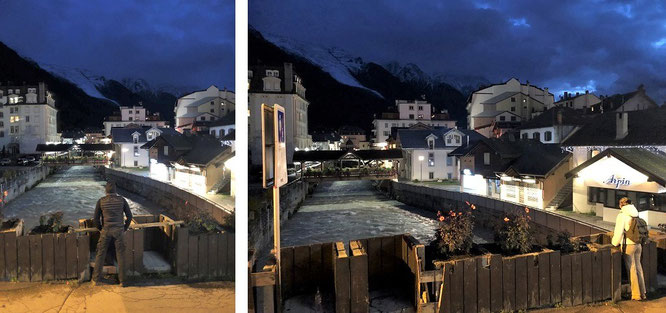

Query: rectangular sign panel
[
  {"left": 262, "top": 104, "right": 275, "bottom": 188},
  {"left": 274, "top": 104, "right": 287, "bottom": 188}
]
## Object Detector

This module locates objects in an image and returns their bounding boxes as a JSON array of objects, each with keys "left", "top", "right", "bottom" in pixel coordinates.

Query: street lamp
[{"left": 418, "top": 155, "right": 424, "bottom": 181}]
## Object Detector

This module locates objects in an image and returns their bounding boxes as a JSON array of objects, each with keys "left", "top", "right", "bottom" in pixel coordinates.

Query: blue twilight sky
[
  {"left": 0, "top": 0, "right": 235, "bottom": 91},
  {"left": 250, "top": 0, "right": 666, "bottom": 103}
]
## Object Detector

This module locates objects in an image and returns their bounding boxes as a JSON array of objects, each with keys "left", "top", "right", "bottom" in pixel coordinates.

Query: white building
[
  {"left": 397, "top": 127, "right": 479, "bottom": 181},
  {"left": 0, "top": 82, "right": 59, "bottom": 154},
  {"left": 103, "top": 105, "right": 167, "bottom": 135},
  {"left": 562, "top": 108, "right": 666, "bottom": 227},
  {"left": 174, "top": 85, "right": 235, "bottom": 133},
  {"left": 311, "top": 131, "right": 342, "bottom": 151},
  {"left": 466, "top": 78, "right": 553, "bottom": 135},
  {"left": 111, "top": 126, "right": 179, "bottom": 168},
  {"left": 372, "top": 100, "right": 455, "bottom": 146},
  {"left": 249, "top": 63, "right": 311, "bottom": 164},
  {"left": 554, "top": 91, "right": 601, "bottom": 110}
]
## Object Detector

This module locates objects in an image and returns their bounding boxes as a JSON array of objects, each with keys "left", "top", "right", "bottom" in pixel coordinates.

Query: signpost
[{"left": 261, "top": 103, "right": 287, "bottom": 310}]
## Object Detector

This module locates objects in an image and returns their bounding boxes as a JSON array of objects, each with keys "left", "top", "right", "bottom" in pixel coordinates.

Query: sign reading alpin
[{"left": 261, "top": 103, "right": 286, "bottom": 302}]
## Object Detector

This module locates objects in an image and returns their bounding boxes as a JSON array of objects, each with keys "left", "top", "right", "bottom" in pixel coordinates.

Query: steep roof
[
  {"left": 110, "top": 127, "right": 179, "bottom": 143},
  {"left": 566, "top": 148, "right": 666, "bottom": 186},
  {"left": 178, "top": 135, "right": 231, "bottom": 166},
  {"left": 208, "top": 112, "right": 235, "bottom": 127},
  {"left": 184, "top": 96, "right": 219, "bottom": 108},
  {"left": 398, "top": 128, "right": 468, "bottom": 149},
  {"left": 562, "top": 107, "right": 666, "bottom": 147},
  {"left": 504, "top": 141, "right": 570, "bottom": 177},
  {"left": 520, "top": 106, "right": 593, "bottom": 129}
]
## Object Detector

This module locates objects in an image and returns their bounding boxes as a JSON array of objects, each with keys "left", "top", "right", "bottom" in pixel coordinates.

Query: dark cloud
[
  {"left": 250, "top": 0, "right": 666, "bottom": 102},
  {"left": 0, "top": 0, "right": 235, "bottom": 91}
]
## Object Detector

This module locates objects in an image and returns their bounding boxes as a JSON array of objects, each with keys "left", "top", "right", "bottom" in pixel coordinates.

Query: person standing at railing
[
  {"left": 91, "top": 182, "right": 133, "bottom": 287},
  {"left": 611, "top": 197, "right": 647, "bottom": 301}
]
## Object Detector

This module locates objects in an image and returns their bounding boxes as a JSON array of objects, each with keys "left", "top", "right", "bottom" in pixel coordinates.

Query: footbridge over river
[
  {"left": 36, "top": 143, "right": 113, "bottom": 166},
  {"left": 294, "top": 149, "right": 402, "bottom": 182}
]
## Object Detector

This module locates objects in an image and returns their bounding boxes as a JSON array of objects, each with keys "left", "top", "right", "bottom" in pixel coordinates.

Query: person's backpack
[{"left": 625, "top": 217, "right": 650, "bottom": 245}]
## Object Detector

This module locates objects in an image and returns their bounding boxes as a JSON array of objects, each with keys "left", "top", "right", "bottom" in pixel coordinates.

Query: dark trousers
[{"left": 92, "top": 227, "right": 126, "bottom": 283}]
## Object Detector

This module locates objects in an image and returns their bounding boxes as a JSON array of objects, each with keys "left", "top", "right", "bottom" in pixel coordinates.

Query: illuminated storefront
[{"left": 567, "top": 148, "right": 666, "bottom": 227}]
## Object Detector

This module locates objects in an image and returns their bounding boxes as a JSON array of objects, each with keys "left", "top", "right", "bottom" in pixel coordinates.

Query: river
[
  {"left": 1, "top": 166, "right": 165, "bottom": 231},
  {"left": 281, "top": 180, "right": 494, "bottom": 248}
]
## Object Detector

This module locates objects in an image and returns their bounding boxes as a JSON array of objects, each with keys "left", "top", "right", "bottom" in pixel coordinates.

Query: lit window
[{"left": 428, "top": 153, "right": 435, "bottom": 166}]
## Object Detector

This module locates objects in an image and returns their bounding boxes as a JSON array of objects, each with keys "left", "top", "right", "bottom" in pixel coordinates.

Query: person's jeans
[
  {"left": 92, "top": 227, "right": 126, "bottom": 283},
  {"left": 623, "top": 243, "right": 646, "bottom": 300}
]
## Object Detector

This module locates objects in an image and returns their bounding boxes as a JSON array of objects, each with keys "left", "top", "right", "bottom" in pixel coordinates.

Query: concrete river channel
[
  {"left": 1, "top": 166, "right": 165, "bottom": 231},
  {"left": 281, "top": 180, "right": 493, "bottom": 248}
]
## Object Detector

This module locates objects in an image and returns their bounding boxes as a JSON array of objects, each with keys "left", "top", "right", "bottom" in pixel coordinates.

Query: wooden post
[
  {"left": 273, "top": 185, "right": 282, "bottom": 304},
  {"left": 560, "top": 253, "right": 573, "bottom": 307},
  {"left": 538, "top": 252, "right": 551, "bottom": 307},
  {"left": 349, "top": 240, "right": 369, "bottom": 313},
  {"left": 334, "top": 242, "right": 351, "bottom": 313},
  {"left": 611, "top": 249, "right": 622, "bottom": 303},
  {"left": 502, "top": 257, "right": 516, "bottom": 312}
]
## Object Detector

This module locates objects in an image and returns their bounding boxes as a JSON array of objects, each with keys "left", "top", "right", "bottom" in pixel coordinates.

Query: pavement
[
  {"left": 534, "top": 292, "right": 666, "bottom": 313},
  {"left": 0, "top": 280, "right": 235, "bottom": 313}
]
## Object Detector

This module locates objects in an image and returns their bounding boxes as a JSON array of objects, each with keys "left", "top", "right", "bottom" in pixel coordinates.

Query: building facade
[
  {"left": 0, "top": 82, "right": 59, "bottom": 154},
  {"left": 554, "top": 91, "right": 601, "bottom": 110},
  {"left": 111, "top": 126, "right": 179, "bottom": 168},
  {"left": 372, "top": 100, "right": 455, "bottom": 146},
  {"left": 398, "top": 127, "right": 479, "bottom": 181},
  {"left": 103, "top": 105, "right": 167, "bottom": 135},
  {"left": 466, "top": 78, "right": 553, "bottom": 134},
  {"left": 174, "top": 85, "right": 235, "bottom": 133},
  {"left": 562, "top": 107, "right": 666, "bottom": 226},
  {"left": 249, "top": 63, "right": 311, "bottom": 164}
]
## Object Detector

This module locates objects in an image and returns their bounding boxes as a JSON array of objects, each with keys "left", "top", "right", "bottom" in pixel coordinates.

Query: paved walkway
[
  {"left": 534, "top": 294, "right": 666, "bottom": 313},
  {"left": 0, "top": 280, "right": 234, "bottom": 313}
]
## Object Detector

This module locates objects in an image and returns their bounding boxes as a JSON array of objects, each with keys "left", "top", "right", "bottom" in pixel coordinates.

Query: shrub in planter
[
  {"left": 547, "top": 231, "right": 589, "bottom": 253},
  {"left": 183, "top": 210, "right": 220, "bottom": 235},
  {"left": 432, "top": 206, "right": 475, "bottom": 258},
  {"left": 31, "top": 211, "right": 71, "bottom": 234},
  {"left": 496, "top": 207, "right": 535, "bottom": 255}
]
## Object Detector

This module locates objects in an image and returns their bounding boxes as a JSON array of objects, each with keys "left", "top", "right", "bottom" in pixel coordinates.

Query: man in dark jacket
[{"left": 92, "top": 182, "right": 133, "bottom": 286}]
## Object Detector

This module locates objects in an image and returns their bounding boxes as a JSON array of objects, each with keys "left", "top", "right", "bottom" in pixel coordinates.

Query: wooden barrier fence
[
  {"left": 412, "top": 240, "right": 659, "bottom": 313},
  {"left": 175, "top": 227, "right": 234, "bottom": 280},
  {"left": 0, "top": 231, "right": 90, "bottom": 282}
]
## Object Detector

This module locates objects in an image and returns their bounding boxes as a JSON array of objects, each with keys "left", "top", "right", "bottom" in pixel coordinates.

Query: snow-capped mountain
[
  {"left": 261, "top": 32, "right": 489, "bottom": 98},
  {"left": 261, "top": 32, "right": 382, "bottom": 97},
  {"left": 120, "top": 78, "right": 197, "bottom": 98},
  {"left": 40, "top": 64, "right": 117, "bottom": 104}
]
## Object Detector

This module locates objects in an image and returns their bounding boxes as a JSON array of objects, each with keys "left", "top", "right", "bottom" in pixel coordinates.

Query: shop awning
[{"left": 565, "top": 148, "right": 666, "bottom": 186}]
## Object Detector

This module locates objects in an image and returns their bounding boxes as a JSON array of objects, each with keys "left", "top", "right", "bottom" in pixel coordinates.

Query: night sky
[
  {"left": 0, "top": 0, "right": 235, "bottom": 91},
  {"left": 250, "top": 0, "right": 666, "bottom": 103}
]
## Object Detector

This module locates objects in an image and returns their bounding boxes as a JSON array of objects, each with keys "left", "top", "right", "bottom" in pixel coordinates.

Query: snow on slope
[
  {"left": 40, "top": 64, "right": 118, "bottom": 104},
  {"left": 261, "top": 32, "right": 383, "bottom": 97}
]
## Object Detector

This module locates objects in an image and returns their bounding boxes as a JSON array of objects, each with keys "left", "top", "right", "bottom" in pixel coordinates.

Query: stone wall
[
  {"left": 103, "top": 168, "right": 232, "bottom": 227},
  {"left": 390, "top": 181, "right": 607, "bottom": 244},
  {"left": 0, "top": 165, "right": 54, "bottom": 205},
  {"left": 249, "top": 180, "right": 312, "bottom": 262}
]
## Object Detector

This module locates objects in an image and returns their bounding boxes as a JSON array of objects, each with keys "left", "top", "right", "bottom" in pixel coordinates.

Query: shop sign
[{"left": 603, "top": 174, "right": 631, "bottom": 189}]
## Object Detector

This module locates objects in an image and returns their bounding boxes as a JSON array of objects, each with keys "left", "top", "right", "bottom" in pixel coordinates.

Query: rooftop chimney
[{"left": 615, "top": 112, "right": 628, "bottom": 140}]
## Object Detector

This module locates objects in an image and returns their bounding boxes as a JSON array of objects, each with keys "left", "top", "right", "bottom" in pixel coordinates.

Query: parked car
[
  {"left": 17, "top": 157, "right": 28, "bottom": 165},
  {"left": 0, "top": 158, "right": 11, "bottom": 166},
  {"left": 26, "top": 156, "right": 36, "bottom": 162}
]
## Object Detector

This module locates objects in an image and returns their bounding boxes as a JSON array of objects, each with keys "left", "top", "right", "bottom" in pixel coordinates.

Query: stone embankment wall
[
  {"left": 104, "top": 168, "right": 232, "bottom": 227},
  {"left": 0, "top": 165, "right": 54, "bottom": 205},
  {"left": 389, "top": 181, "right": 607, "bottom": 244},
  {"left": 249, "top": 180, "right": 312, "bottom": 261}
]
